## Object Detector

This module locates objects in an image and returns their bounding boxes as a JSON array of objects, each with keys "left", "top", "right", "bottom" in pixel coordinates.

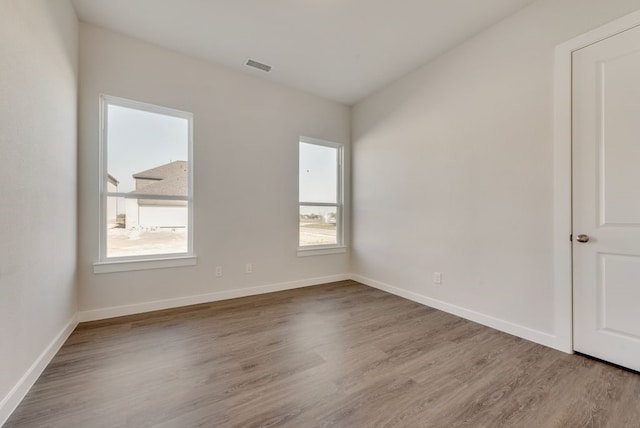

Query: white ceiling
[{"left": 71, "top": 0, "right": 537, "bottom": 105}]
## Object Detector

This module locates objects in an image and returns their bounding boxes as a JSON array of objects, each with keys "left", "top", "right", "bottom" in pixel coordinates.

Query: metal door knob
[{"left": 576, "top": 234, "right": 590, "bottom": 243}]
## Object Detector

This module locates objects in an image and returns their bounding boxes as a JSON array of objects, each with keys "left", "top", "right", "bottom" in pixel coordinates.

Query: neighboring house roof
[
  {"left": 130, "top": 161, "right": 188, "bottom": 197},
  {"left": 133, "top": 160, "right": 188, "bottom": 180}
]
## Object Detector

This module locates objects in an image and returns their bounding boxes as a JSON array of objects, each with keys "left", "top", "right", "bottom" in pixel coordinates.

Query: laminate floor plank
[{"left": 5, "top": 280, "right": 640, "bottom": 427}]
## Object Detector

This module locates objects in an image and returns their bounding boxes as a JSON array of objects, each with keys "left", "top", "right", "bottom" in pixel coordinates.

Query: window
[
  {"left": 98, "top": 95, "right": 193, "bottom": 264},
  {"left": 299, "top": 137, "right": 343, "bottom": 251}
]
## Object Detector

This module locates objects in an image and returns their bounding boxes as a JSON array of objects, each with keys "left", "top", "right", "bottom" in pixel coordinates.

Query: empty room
[{"left": 3, "top": 0, "right": 640, "bottom": 426}]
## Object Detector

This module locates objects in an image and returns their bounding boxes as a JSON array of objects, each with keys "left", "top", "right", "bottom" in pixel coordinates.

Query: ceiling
[{"left": 71, "top": 0, "right": 537, "bottom": 105}]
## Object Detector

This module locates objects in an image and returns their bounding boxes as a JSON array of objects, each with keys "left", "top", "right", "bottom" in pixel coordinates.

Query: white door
[{"left": 573, "top": 24, "right": 640, "bottom": 372}]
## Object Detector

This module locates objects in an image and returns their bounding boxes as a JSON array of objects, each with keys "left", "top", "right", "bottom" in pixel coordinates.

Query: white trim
[
  {"left": 299, "top": 202, "right": 339, "bottom": 207},
  {"left": 106, "top": 193, "right": 189, "bottom": 201},
  {"left": 297, "top": 246, "right": 347, "bottom": 257},
  {"left": 98, "top": 94, "right": 195, "bottom": 264},
  {"left": 77, "top": 274, "right": 351, "bottom": 322},
  {"left": 553, "top": 9, "right": 640, "bottom": 354},
  {"left": 299, "top": 136, "right": 345, "bottom": 249},
  {"left": 299, "top": 135, "right": 343, "bottom": 149},
  {"left": 93, "top": 255, "right": 197, "bottom": 274},
  {"left": 101, "top": 94, "right": 193, "bottom": 119},
  {"left": 352, "top": 274, "right": 564, "bottom": 352},
  {"left": 0, "top": 316, "right": 78, "bottom": 426}
]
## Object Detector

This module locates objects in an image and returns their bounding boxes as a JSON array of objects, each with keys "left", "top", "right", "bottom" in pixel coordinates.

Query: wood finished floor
[{"left": 6, "top": 281, "right": 640, "bottom": 428}]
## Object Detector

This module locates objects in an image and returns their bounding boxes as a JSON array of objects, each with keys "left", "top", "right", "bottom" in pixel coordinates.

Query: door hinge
[{"left": 570, "top": 234, "right": 573, "bottom": 242}]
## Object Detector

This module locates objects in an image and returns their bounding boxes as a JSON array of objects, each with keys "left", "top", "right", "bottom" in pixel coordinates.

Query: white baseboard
[
  {"left": 78, "top": 274, "right": 351, "bottom": 322},
  {"left": 351, "top": 274, "right": 566, "bottom": 353},
  {"left": 0, "top": 315, "right": 78, "bottom": 427}
]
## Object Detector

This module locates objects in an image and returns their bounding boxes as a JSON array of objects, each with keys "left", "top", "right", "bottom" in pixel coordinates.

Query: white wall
[
  {"left": 352, "top": 0, "right": 640, "bottom": 350},
  {"left": 0, "top": 0, "right": 78, "bottom": 422},
  {"left": 77, "top": 24, "right": 351, "bottom": 316}
]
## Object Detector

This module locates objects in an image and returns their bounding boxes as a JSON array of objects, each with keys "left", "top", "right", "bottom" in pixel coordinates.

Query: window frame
[
  {"left": 96, "top": 94, "right": 195, "bottom": 270},
  {"left": 298, "top": 136, "right": 345, "bottom": 255}
]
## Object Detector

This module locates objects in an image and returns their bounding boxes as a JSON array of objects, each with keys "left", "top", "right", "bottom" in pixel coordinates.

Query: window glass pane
[
  {"left": 299, "top": 142, "right": 337, "bottom": 203},
  {"left": 103, "top": 99, "right": 191, "bottom": 260},
  {"left": 107, "top": 104, "right": 189, "bottom": 197},
  {"left": 107, "top": 196, "right": 188, "bottom": 258},
  {"left": 299, "top": 205, "right": 337, "bottom": 247}
]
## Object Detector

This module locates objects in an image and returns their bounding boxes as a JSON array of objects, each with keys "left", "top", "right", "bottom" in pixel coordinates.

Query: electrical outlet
[
  {"left": 215, "top": 266, "right": 223, "bottom": 277},
  {"left": 433, "top": 272, "right": 442, "bottom": 285},
  {"left": 245, "top": 263, "right": 252, "bottom": 274}
]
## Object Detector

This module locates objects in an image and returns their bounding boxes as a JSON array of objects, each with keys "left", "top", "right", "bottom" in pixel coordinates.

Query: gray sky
[
  {"left": 107, "top": 104, "right": 188, "bottom": 193},
  {"left": 299, "top": 142, "right": 337, "bottom": 203}
]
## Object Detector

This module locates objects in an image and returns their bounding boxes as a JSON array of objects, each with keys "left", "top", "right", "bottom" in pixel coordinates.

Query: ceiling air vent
[{"left": 246, "top": 58, "right": 272, "bottom": 72}]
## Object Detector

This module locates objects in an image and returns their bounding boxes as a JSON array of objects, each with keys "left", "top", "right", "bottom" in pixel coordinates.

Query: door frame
[{"left": 553, "top": 9, "right": 640, "bottom": 354}]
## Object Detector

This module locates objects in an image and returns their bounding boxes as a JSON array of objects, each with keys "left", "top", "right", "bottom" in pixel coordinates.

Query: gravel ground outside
[{"left": 106, "top": 222, "right": 337, "bottom": 257}]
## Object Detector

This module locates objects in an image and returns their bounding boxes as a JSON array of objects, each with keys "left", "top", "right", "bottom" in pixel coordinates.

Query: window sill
[
  {"left": 297, "top": 246, "right": 347, "bottom": 257},
  {"left": 93, "top": 255, "right": 197, "bottom": 274}
]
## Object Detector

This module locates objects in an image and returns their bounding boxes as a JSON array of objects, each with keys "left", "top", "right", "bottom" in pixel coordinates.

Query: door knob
[{"left": 576, "top": 234, "right": 590, "bottom": 243}]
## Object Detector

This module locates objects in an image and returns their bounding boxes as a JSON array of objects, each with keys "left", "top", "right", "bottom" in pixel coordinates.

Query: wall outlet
[
  {"left": 245, "top": 263, "right": 252, "bottom": 274},
  {"left": 433, "top": 272, "right": 442, "bottom": 285},
  {"left": 215, "top": 266, "right": 223, "bottom": 277}
]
